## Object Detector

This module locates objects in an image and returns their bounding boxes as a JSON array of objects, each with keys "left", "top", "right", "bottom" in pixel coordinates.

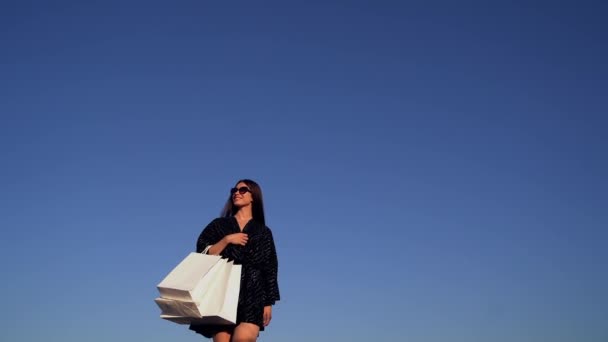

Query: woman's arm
[
  {"left": 262, "top": 228, "right": 280, "bottom": 306},
  {"left": 207, "top": 233, "right": 248, "bottom": 254},
  {"left": 207, "top": 237, "right": 230, "bottom": 255},
  {"left": 196, "top": 219, "right": 219, "bottom": 253}
]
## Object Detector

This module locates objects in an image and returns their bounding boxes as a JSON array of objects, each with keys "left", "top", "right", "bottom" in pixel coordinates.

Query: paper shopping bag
[
  {"left": 156, "top": 253, "right": 223, "bottom": 302},
  {"left": 159, "top": 314, "right": 238, "bottom": 326},
  {"left": 155, "top": 297, "right": 200, "bottom": 318},
  {"left": 196, "top": 258, "right": 241, "bottom": 323},
  {"left": 155, "top": 254, "right": 242, "bottom": 324}
]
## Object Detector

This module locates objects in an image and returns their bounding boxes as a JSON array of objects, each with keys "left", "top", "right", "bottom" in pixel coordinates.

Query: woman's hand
[
  {"left": 224, "top": 233, "right": 248, "bottom": 246},
  {"left": 263, "top": 306, "right": 272, "bottom": 326},
  {"left": 208, "top": 233, "right": 247, "bottom": 255}
]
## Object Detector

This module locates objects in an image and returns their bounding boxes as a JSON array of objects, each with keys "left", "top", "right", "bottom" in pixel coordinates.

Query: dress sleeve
[
  {"left": 196, "top": 218, "right": 225, "bottom": 253},
  {"left": 262, "top": 228, "right": 280, "bottom": 306}
]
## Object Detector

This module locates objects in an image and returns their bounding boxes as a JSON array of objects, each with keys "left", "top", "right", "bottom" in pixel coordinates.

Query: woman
[{"left": 190, "top": 179, "right": 280, "bottom": 342}]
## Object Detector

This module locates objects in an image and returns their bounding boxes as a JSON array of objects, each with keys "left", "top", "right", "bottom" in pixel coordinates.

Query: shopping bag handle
[{"left": 202, "top": 245, "right": 212, "bottom": 255}]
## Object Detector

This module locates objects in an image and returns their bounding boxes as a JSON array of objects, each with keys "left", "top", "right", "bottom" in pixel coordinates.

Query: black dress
[{"left": 189, "top": 217, "right": 280, "bottom": 338}]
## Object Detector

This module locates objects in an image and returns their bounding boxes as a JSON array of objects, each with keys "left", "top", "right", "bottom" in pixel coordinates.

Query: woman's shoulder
[
  {"left": 206, "top": 216, "right": 232, "bottom": 227},
  {"left": 245, "top": 220, "right": 270, "bottom": 234},
  {"left": 257, "top": 222, "right": 275, "bottom": 236}
]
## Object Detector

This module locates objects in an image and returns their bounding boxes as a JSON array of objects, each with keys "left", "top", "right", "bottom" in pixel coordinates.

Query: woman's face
[{"left": 232, "top": 182, "right": 253, "bottom": 208}]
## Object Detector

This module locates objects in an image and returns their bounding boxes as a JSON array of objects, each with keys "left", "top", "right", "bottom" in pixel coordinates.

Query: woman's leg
[
  {"left": 231, "top": 322, "right": 260, "bottom": 342},
  {"left": 213, "top": 331, "right": 231, "bottom": 342}
]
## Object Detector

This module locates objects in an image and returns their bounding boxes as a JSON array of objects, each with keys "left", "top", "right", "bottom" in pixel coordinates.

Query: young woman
[{"left": 189, "top": 179, "right": 280, "bottom": 342}]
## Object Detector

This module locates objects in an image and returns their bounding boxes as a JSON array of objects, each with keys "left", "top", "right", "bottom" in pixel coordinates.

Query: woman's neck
[{"left": 234, "top": 207, "right": 253, "bottom": 221}]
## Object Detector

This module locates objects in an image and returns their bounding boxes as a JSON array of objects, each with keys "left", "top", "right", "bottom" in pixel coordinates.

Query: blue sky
[{"left": 1, "top": 1, "right": 607, "bottom": 341}]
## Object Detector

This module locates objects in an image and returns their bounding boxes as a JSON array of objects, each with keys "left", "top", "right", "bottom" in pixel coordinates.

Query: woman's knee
[
  {"left": 232, "top": 335, "right": 257, "bottom": 342},
  {"left": 212, "top": 331, "right": 231, "bottom": 342},
  {"left": 232, "top": 338, "right": 255, "bottom": 342},
  {"left": 232, "top": 323, "right": 259, "bottom": 342}
]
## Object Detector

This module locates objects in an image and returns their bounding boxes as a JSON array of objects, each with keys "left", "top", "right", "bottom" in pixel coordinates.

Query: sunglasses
[{"left": 230, "top": 186, "right": 251, "bottom": 195}]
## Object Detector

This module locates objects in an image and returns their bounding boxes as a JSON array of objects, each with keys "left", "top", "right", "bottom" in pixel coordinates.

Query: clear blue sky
[{"left": 1, "top": 1, "right": 607, "bottom": 341}]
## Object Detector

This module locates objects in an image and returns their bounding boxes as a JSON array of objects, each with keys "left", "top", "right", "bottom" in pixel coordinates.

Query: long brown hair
[{"left": 220, "top": 179, "right": 266, "bottom": 225}]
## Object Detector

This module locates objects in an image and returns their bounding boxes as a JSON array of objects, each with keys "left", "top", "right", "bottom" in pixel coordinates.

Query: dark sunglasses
[{"left": 230, "top": 186, "right": 251, "bottom": 195}]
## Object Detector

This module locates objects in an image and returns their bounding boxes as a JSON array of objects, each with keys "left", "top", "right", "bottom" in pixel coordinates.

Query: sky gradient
[{"left": 1, "top": 1, "right": 607, "bottom": 341}]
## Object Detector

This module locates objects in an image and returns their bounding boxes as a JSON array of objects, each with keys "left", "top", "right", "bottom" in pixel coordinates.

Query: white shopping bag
[
  {"left": 157, "top": 253, "right": 224, "bottom": 302},
  {"left": 155, "top": 253, "right": 242, "bottom": 325},
  {"left": 159, "top": 314, "right": 235, "bottom": 326}
]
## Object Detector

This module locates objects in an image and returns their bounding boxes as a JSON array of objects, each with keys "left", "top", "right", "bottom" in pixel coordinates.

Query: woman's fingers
[
  {"left": 239, "top": 234, "right": 248, "bottom": 245},
  {"left": 263, "top": 307, "right": 272, "bottom": 326},
  {"left": 228, "top": 233, "right": 249, "bottom": 245}
]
